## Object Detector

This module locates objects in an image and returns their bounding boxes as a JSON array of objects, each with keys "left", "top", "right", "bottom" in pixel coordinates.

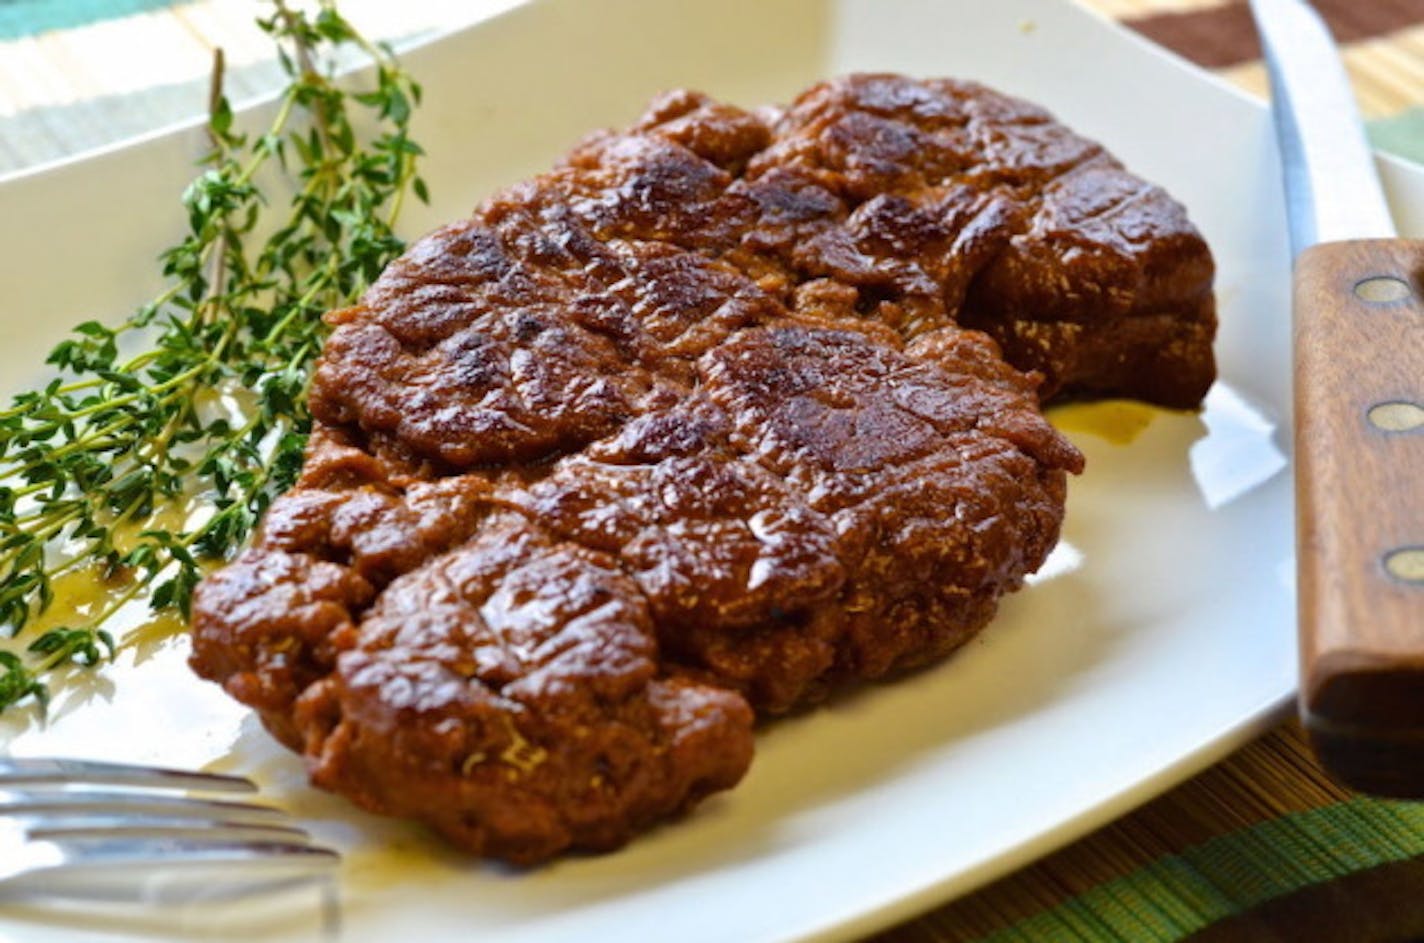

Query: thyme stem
[{"left": 0, "top": 0, "right": 428, "bottom": 713}]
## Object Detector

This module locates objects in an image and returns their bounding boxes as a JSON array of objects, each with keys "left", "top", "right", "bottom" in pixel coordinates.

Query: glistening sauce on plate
[
  {"left": 1048, "top": 399, "right": 1166, "bottom": 446},
  {"left": 0, "top": 499, "right": 238, "bottom": 753},
  {"left": 0, "top": 498, "right": 196, "bottom": 677}
]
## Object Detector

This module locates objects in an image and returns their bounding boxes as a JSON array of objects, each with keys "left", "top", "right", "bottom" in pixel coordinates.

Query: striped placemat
[
  {"left": 2, "top": 0, "right": 1423, "bottom": 172},
  {"left": 0, "top": 0, "right": 471, "bottom": 174},
  {"left": 1116, "top": 0, "right": 1424, "bottom": 163},
  {"left": 1, "top": 3, "right": 1421, "bottom": 942}
]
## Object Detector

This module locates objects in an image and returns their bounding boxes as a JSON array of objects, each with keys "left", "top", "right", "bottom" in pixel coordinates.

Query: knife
[{"left": 1250, "top": 0, "right": 1424, "bottom": 796}]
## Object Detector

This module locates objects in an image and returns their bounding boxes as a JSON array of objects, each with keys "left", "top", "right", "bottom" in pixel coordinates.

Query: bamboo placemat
[{"left": 1, "top": 3, "right": 1422, "bottom": 942}]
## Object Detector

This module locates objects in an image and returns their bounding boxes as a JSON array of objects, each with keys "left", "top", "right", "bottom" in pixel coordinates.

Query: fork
[{"left": 0, "top": 756, "right": 339, "bottom": 904}]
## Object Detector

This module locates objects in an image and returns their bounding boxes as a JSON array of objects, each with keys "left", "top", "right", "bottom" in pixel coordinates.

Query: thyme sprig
[{"left": 0, "top": 1, "right": 427, "bottom": 713}]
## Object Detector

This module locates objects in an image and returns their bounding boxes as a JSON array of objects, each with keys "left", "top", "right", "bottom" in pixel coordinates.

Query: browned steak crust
[{"left": 190, "top": 74, "right": 1214, "bottom": 864}]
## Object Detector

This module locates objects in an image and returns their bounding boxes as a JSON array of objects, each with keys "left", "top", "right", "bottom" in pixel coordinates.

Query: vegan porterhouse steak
[{"left": 190, "top": 75, "right": 1215, "bottom": 864}]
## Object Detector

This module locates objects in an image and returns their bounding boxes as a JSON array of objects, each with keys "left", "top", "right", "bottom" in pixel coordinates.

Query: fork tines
[
  {"left": 0, "top": 757, "right": 258, "bottom": 793},
  {"left": 0, "top": 789, "right": 292, "bottom": 823},
  {"left": 0, "top": 757, "right": 340, "bottom": 897}
]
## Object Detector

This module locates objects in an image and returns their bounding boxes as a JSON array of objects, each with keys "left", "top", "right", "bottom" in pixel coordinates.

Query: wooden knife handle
[{"left": 1295, "top": 239, "right": 1424, "bottom": 796}]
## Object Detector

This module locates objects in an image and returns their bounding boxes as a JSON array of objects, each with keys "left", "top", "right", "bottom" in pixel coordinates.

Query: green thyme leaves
[{"left": 0, "top": 0, "right": 427, "bottom": 713}]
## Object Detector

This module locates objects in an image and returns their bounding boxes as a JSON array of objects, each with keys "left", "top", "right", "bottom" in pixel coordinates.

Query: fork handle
[{"left": 1294, "top": 239, "right": 1424, "bottom": 796}]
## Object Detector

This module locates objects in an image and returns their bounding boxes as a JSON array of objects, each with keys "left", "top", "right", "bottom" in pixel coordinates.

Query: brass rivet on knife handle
[
  {"left": 1367, "top": 401, "right": 1424, "bottom": 432},
  {"left": 1385, "top": 548, "right": 1424, "bottom": 584},
  {"left": 1295, "top": 238, "right": 1424, "bottom": 798},
  {"left": 1353, "top": 275, "right": 1412, "bottom": 303}
]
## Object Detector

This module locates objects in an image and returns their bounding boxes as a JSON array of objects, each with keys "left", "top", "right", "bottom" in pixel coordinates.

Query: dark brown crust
[{"left": 190, "top": 74, "right": 1214, "bottom": 864}]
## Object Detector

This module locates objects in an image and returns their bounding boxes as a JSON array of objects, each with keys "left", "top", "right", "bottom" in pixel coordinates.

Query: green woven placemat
[{"left": 985, "top": 800, "right": 1424, "bottom": 942}]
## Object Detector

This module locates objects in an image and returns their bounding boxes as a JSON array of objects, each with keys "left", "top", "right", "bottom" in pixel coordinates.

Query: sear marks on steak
[
  {"left": 296, "top": 514, "right": 754, "bottom": 864},
  {"left": 190, "top": 74, "right": 1216, "bottom": 864},
  {"left": 505, "top": 324, "right": 1075, "bottom": 713}
]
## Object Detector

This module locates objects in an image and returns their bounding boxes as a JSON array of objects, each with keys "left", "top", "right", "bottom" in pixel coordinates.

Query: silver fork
[{"left": 0, "top": 757, "right": 340, "bottom": 905}]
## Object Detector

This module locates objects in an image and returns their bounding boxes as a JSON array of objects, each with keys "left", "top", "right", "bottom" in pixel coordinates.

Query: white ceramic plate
[{"left": 5, "top": 1, "right": 1424, "bottom": 941}]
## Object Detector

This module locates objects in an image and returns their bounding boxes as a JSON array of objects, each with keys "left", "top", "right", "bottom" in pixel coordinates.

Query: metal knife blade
[
  {"left": 1250, "top": 0, "right": 1396, "bottom": 255},
  {"left": 1249, "top": 0, "right": 1424, "bottom": 798}
]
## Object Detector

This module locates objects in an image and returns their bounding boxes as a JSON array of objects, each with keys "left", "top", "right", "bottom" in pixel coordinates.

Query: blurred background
[{"left": 2, "top": 0, "right": 1423, "bottom": 176}]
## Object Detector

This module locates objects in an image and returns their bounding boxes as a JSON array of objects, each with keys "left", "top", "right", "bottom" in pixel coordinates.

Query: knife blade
[{"left": 1250, "top": 0, "right": 1424, "bottom": 796}]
